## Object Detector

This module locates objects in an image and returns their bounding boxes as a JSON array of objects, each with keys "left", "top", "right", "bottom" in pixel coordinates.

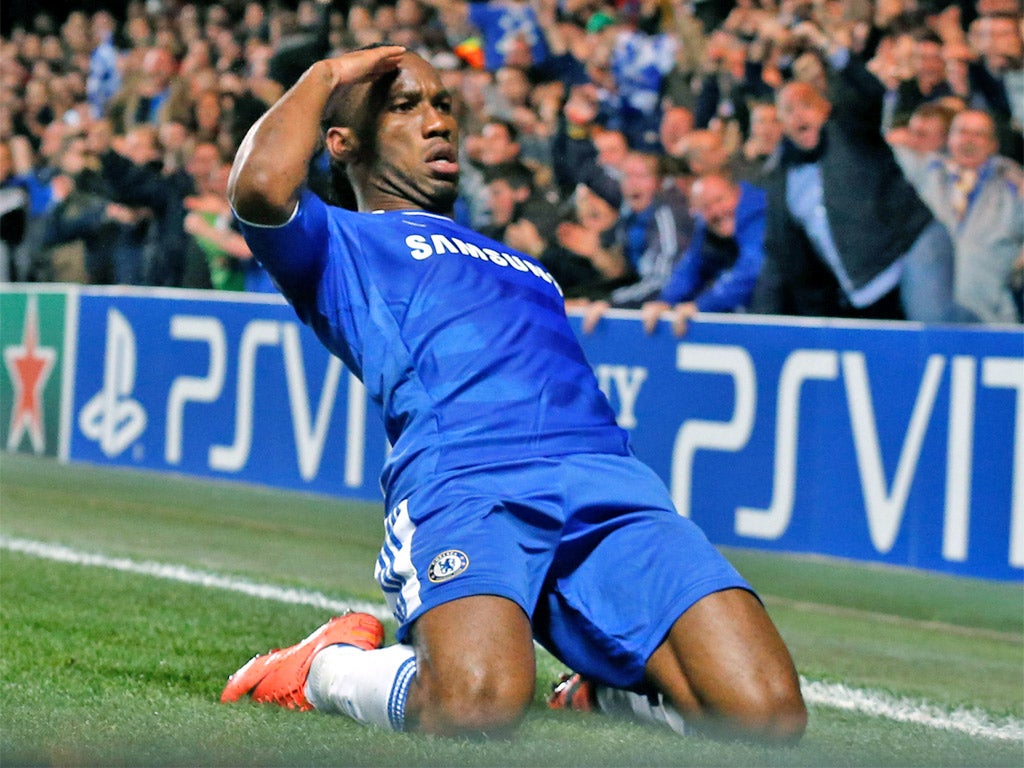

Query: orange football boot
[
  {"left": 220, "top": 613, "right": 385, "bottom": 711},
  {"left": 547, "top": 672, "right": 597, "bottom": 712}
]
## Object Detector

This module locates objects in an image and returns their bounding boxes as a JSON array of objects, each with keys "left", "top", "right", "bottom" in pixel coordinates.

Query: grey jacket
[{"left": 895, "top": 148, "right": 1023, "bottom": 324}]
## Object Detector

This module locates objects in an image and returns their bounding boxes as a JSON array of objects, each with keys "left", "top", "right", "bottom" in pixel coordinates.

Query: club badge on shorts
[{"left": 427, "top": 549, "right": 469, "bottom": 582}]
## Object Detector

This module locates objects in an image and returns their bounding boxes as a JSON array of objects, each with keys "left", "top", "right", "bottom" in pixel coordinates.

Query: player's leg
[
  {"left": 540, "top": 453, "right": 805, "bottom": 743},
  {"left": 549, "top": 590, "right": 805, "bottom": 742},
  {"left": 307, "top": 464, "right": 561, "bottom": 735},
  {"left": 302, "top": 594, "right": 536, "bottom": 735},
  {"left": 402, "top": 594, "right": 536, "bottom": 735},
  {"left": 222, "top": 595, "right": 536, "bottom": 736},
  {"left": 222, "top": 462, "right": 554, "bottom": 734},
  {"left": 645, "top": 587, "right": 806, "bottom": 742}
]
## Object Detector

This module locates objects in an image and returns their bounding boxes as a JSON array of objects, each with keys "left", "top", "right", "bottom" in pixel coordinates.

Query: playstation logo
[{"left": 78, "top": 309, "right": 147, "bottom": 457}]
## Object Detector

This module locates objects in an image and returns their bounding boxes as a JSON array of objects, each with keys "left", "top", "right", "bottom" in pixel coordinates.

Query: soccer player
[{"left": 219, "top": 45, "right": 807, "bottom": 742}]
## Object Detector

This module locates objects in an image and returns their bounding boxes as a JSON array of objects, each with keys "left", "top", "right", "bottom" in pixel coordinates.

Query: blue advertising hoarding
[
  {"left": 581, "top": 311, "right": 1022, "bottom": 582},
  {"left": 68, "top": 290, "right": 391, "bottom": 500},
  {"left": 40, "top": 287, "right": 1024, "bottom": 581}
]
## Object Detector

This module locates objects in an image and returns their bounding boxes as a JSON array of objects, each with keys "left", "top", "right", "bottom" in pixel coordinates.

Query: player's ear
[{"left": 325, "top": 126, "right": 359, "bottom": 162}]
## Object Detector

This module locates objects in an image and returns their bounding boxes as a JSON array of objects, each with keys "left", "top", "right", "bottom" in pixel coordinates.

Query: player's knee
[
  {"left": 730, "top": 678, "right": 807, "bottom": 744},
  {"left": 419, "top": 663, "right": 534, "bottom": 737}
]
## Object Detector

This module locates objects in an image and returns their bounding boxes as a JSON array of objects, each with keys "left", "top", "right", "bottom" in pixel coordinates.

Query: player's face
[{"left": 368, "top": 53, "right": 460, "bottom": 212}]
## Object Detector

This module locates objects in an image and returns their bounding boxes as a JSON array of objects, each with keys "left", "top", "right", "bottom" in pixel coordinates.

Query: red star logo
[{"left": 4, "top": 294, "right": 57, "bottom": 453}]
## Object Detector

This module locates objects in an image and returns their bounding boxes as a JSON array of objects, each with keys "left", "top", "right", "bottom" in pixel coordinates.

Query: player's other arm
[{"left": 228, "top": 47, "right": 406, "bottom": 225}]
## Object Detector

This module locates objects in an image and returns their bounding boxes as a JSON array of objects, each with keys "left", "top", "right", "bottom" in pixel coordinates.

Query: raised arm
[{"left": 228, "top": 46, "right": 406, "bottom": 225}]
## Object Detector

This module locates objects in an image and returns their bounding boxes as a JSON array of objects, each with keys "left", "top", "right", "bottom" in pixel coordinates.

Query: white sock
[
  {"left": 305, "top": 643, "right": 417, "bottom": 731},
  {"left": 595, "top": 685, "right": 687, "bottom": 736}
]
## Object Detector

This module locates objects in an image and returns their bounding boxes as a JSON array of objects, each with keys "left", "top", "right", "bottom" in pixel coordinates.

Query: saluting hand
[{"left": 318, "top": 46, "right": 407, "bottom": 92}]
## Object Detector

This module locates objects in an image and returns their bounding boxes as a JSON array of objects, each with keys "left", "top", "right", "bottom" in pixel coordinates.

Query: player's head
[{"left": 323, "top": 49, "right": 460, "bottom": 214}]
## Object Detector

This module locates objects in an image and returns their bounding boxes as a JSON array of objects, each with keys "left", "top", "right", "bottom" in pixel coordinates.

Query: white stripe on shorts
[{"left": 375, "top": 498, "right": 422, "bottom": 624}]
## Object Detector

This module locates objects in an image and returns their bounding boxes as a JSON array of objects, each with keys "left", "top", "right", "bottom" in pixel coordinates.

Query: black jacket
[{"left": 752, "top": 53, "right": 934, "bottom": 316}]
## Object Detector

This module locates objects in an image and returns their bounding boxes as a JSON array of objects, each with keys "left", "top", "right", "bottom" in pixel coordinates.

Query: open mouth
[
  {"left": 425, "top": 144, "right": 459, "bottom": 177},
  {"left": 789, "top": 123, "right": 818, "bottom": 147}
]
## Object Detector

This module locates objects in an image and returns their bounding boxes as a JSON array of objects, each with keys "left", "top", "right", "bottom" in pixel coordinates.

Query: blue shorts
[{"left": 375, "top": 453, "right": 751, "bottom": 688}]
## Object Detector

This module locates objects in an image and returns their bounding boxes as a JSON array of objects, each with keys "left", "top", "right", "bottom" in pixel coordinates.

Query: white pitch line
[
  {"left": 800, "top": 679, "right": 1023, "bottom": 743},
  {"left": 0, "top": 535, "right": 391, "bottom": 622},
  {"left": 3, "top": 534, "right": 1022, "bottom": 744}
]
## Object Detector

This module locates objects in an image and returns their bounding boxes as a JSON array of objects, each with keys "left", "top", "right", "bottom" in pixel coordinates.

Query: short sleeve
[{"left": 235, "top": 188, "right": 331, "bottom": 305}]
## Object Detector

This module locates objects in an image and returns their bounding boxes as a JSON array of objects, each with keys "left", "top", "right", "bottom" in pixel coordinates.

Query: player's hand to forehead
[
  {"left": 317, "top": 46, "right": 407, "bottom": 96},
  {"left": 229, "top": 46, "right": 407, "bottom": 225}
]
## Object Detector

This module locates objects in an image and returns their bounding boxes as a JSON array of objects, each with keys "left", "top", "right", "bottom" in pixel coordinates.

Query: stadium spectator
[
  {"left": 16, "top": 132, "right": 135, "bottom": 284},
  {"left": 7, "top": 129, "right": 57, "bottom": 218},
  {"left": 944, "top": 39, "right": 974, "bottom": 102},
  {"left": 604, "top": 11, "right": 679, "bottom": 151},
  {"left": 221, "top": 45, "right": 807, "bottom": 742},
  {"left": 16, "top": 77, "right": 54, "bottom": 150},
  {"left": 487, "top": 64, "right": 532, "bottom": 121},
  {"left": 580, "top": 150, "right": 693, "bottom": 331},
  {"left": 887, "top": 100, "right": 963, "bottom": 155},
  {"left": 106, "top": 45, "right": 191, "bottom": 133},
  {"left": 530, "top": 0, "right": 592, "bottom": 89},
  {"left": 506, "top": 163, "right": 632, "bottom": 301},
  {"left": 614, "top": 151, "right": 690, "bottom": 293},
  {"left": 641, "top": 173, "right": 767, "bottom": 336},
  {"left": 189, "top": 87, "right": 226, "bottom": 146},
  {"left": 752, "top": 26, "right": 960, "bottom": 323},
  {"left": 507, "top": 86, "right": 558, "bottom": 180},
  {"left": 473, "top": 116, "right": 525, "bottom": 165},
  {"left": 733, "top": 101, "right": 783, "bottom": 183},
  {"left": 85, "top": 10, "right": 121, "bottom": 119},
  {"left": 895, "top": 108, "right": 1023, "bottom": 324},
  {"left": 967, "top": 11, "right": 1023, "bottom": 161},
  {"left": 693, "top": 28, "right": 774, "bottom": 139},
  {"left": 179, "top": 140, "right": 225, "bottom": 288},
  {"left": 238, "top": 1, "right": 270, "bottom": 45},
  {"left": 670, "top": 127, "right": 733, "bottom": 180},
  {"left": 659, "top": 104, "right": 696, "bottom": 158},
  {"left": 550, "top": 81, "right": 603, "bottom": 195},
  {"left": 885, "top": 30, "right": 954, "bottom": 131},
  {"left": 485, "top": 70, "right": 557, "bottom": 174},
  {"left": 478, "top": 160, "right": 557, "bottom": 243},
  {"left": 422, "top": 0, "right": 550, "bottom": 71},
  {"left": 183, "top": 151, "right": 255, "bottom": 291},
  {"left": 591, "top": 126, "right": 630, "bottom": 179},
  {"left": 97, "top": 123, "right": 190, "bottom": 286},
  {"left": 461, "top": 117, "right": 525, "bottom": 227},
  {"left": 0, "top": 139, "right": 30, "bottom": 281}
]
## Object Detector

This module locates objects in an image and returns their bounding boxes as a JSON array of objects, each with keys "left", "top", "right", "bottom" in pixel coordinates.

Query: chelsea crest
[{"left": 427, "top": 549, "right": 470, "bottom": 582}]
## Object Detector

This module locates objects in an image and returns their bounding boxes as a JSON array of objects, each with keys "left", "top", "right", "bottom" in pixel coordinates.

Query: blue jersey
[{"left": 238, "top": 191, "right": 629, "bottom": 499}]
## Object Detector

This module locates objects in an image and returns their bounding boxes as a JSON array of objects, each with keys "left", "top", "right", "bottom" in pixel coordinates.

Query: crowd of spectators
[{"left": 1, "top": 0, "right": 1021, "bottom": 326}]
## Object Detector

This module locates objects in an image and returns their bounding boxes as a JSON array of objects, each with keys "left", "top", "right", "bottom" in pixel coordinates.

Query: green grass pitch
[{"left": 1, "top": 452, "right": 1021, "bottom": 767}]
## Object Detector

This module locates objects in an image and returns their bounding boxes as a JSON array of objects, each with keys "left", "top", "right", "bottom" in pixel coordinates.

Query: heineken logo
[{"left": 3, "top": 294, "right": 56, "bottom": 454}]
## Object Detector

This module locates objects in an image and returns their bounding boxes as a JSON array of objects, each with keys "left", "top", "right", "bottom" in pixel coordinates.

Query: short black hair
[
  {"left": 913, "top": 29, "right": 944, "bottom": 46},
  {"left": 320, "top": 42, "right": 402, "bottom": 134},
  {"left": 483, "top": 161, "right": 534, "bottom": 191}
]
